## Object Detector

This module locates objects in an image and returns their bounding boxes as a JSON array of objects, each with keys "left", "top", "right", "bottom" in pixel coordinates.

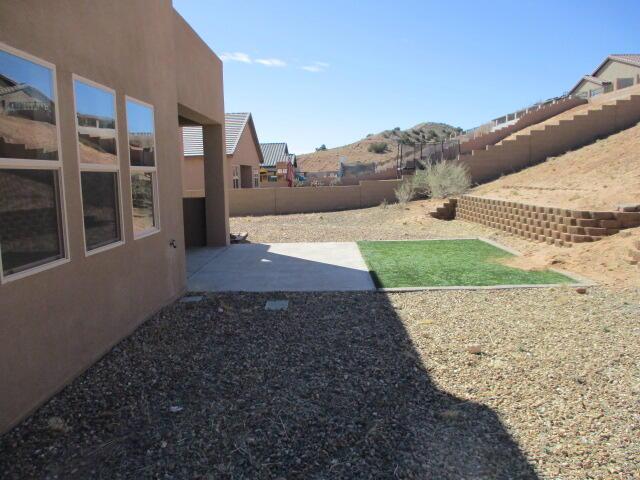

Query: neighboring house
[
  {"left": 260, "top": 142, "right": 297, "bottom": 186},
  {"left": 1, "top": 1, "right": 230, "bottom": 433},
  {"left": 569, "top": 54, "right": 640, "bottom": 98},
  {"left": 182, "top": 112, "right": 263, "bottom": 194}
]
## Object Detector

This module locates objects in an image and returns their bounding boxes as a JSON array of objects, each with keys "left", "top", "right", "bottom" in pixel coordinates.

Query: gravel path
[{"left": 1, "top": 289, "right": 638, "bottom": 479}]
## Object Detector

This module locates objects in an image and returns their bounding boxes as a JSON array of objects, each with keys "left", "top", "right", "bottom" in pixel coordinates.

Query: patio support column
[{"left": 202, "top": 123, "right": 230, "bottom": 246}]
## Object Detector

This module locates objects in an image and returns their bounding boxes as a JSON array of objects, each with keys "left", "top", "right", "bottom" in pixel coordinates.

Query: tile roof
[
  {"left": 609, "top": 54, "right": 640, "bottom": 67},
  {"left": 182, "top": 126, "right": 204, "bottom": 156},
  {"left": 224, "top": 112, "right": 251, "bottom": 155},
  {"left": 260, "top": 142, "right": 289, "bottom": 167},
  {"left": 182, "top": 112, "right": 263, "bottom": 163}
]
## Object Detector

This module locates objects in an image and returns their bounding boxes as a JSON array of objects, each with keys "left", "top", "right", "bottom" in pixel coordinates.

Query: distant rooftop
[
  {"left": 260, "top": 142, "right": 291, "bottom": 167},
  {"left": 182, "top": 112, "right": 258, "bottom": 158}
]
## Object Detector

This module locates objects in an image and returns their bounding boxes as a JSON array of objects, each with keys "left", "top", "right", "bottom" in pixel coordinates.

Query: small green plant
[
  {"left": 315, "top": 144, "right": 327, "bottom": 151},
  {"left": 380, "top": 199, "right": 388, "bottom": 209},
  {"left": 394, "top": 178, "right": 415, "bottom": 205},
  {"left": 413, "top": 161, "right": 471, "bottom": 199},
  {"left": 368, "top": 142, "right": 389, "bottom": 154}
]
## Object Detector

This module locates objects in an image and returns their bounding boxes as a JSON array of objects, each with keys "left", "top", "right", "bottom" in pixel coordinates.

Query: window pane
[
  {"left": 74, "top": 80, "right": 117, "bottom": 165},
  {"left": 126, "top": 100, "right": 155, "bottom": 167},
  {"left": 0, "top": 49, "right": 58, "bottom": 161},
  {"left": 81, "top": 171, "right": 120, "bottom": 250},
  {"left": 0, "top": 169, "right": 64, "bottom": 276},
  {"left": 131, "top": 172, "right": 155, "bottom": 234}
]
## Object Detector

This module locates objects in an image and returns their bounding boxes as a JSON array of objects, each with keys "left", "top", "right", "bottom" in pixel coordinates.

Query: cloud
[
  {"left": 255, "top": 58, "right": 287, "bottom": 67},
  {"left": 301, "top": 61, "right": 330, "bottom": 73},
  {"left": 219, "top": 52, "right": 252, "bottom": 63}
]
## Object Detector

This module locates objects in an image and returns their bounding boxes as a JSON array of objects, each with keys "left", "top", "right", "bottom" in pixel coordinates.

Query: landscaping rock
[{"left": 466, "top": 344, "right": 482, "bottom": 355}]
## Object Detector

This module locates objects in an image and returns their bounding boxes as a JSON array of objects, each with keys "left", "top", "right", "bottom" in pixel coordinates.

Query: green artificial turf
[{"left": 357, "top": 239, "right": 573, "bottom": 288}]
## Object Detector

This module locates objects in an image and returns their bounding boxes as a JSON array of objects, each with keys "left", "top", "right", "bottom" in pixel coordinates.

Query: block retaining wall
[{"left": 454, "top": 195, "right": 640, "bottom": 246}]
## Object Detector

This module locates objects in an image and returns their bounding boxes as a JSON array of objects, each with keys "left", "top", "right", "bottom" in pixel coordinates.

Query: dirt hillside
[
  {"left": 472, "top": 121, "right": 640, "bottom": 211},
  {"left": 298, "top": 122, "right": 461, "bottom": 173}
]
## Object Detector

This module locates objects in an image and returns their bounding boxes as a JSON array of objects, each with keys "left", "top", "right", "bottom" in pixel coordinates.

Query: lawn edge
[{"left": 358, "top": 236, "right": 597, "bottom": 291}]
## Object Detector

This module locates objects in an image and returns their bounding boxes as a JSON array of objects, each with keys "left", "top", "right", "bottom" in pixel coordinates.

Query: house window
[
  {"left": 73, "top": 77, "right": 122, "bottom": 253},
  {"left": 126, "top": 97, "right": 159, "bottom": 238},
  {"left": 232, "top": 165, "right": 240, "bottom": 189},
  {"left": 252, "top": 168, "right": 259, "bottom": 188},
  {"left": 0, "top": 44, "right": 68, "bottom": 282},
  {"left": 616, "top": 77, "right": 634, "bottom": 90}
]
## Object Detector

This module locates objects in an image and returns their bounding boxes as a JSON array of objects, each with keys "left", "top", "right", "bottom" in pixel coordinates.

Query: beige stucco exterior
[
  {"left": 0, "top": 0, "right": 229, "bottom": 433},
  {"left": 572, "top": 58, "right": 640, "bottom": 96},
  {"left": 228, "top": 179, "right": 402, "bottom": 216}
]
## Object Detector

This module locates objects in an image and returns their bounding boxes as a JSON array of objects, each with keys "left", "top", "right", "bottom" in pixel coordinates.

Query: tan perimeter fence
[{"left": 229, "top": 179, "right": 402, "bottom": 216}]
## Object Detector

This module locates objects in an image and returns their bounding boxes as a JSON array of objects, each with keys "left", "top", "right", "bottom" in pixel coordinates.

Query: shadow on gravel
[{"left": 0, "top": 292, "right": 539, "bottom": 479}]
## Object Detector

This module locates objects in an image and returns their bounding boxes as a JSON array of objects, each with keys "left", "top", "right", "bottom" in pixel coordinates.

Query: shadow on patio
[{"left": 0, "top": 291, "right": 539, "bottom": 478}]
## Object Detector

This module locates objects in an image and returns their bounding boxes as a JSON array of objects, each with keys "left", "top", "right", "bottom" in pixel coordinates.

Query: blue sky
[
  {"left": 173, "top": 0, "right": 640, "bottom": 154},
  {"left": 0, "top": 49, "right": 53, "bottom": 99},
  {"left": 74, "top": 80, "right": 115, "bottom": 119}
]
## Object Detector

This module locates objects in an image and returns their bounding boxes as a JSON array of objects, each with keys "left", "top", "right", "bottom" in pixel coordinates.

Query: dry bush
[
  {"left": 395, "top": 178, "right": 415, "bottom": 205},
  {"left": 368, "top": 142, "right": 389, "bottom": 154},
  {"left": 413, "top": 161, "right": 471, "bottom": 199}
]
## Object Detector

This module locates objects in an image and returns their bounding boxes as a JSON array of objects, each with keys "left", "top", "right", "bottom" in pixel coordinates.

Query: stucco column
[{"left": 202, "top": 123, "right": 230, "bottom": 246}]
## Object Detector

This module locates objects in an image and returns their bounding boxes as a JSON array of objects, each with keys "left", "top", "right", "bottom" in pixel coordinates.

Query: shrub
[
  {"left": 413, "top": 161, "right": 471, "bottom": 199},
  {"left": 316, "top": 144, "right": 327, "bottom": 151},
  {"left": 394, "top": 178, "right": 415, "bottom": 205},
  {"left": 368, "top": 142, "right": 388, "bottom": 154}
]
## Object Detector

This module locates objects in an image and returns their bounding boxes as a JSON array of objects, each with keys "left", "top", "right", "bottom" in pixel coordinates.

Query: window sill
[
  {"left": 134, "top": 227, "right": 161, "bottom": 240},
  {"left": 1, "top": 257, "right": 70, "bottom": 285},
  {"left": 85, "top": 240, "right": 125, "bottom": 257}
]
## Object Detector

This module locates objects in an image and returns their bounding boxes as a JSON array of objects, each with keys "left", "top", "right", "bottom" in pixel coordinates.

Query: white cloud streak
[
  {"left": 255, "top": 58, "right": 287, "bottom": 67},
  {"left": 301, "top": 61, "right": 330, "bottom": 73},
  {"left": 219, "top": 52, "right": 252, "bottom": 63}
]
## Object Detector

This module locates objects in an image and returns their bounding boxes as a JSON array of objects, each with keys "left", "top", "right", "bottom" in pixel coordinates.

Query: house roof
[
  {"left": 608, "top": 54, "right": 640, "bottom": 68},
  {"left": 224, "top": 112, "right": 250, "bottom": 154},
  {"left": 260, "top": 142, "right": 289, "bottom": 167},
  {"left": 569, "top": 54, "right": 640, "bottom": 94},
  {"left": 182, "top": 126, "right": 204, "bottom": 156},
  {"left": 182, "top": 112, "right": 263, "bottom": 163}
]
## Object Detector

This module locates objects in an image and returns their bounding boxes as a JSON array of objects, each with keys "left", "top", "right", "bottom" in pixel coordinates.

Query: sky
[
  {"left": 173, "top": 0, "right": 639, "bottom": 154},
  {"left": 0, "top": 49, "right": 53, "bottom": 99}
]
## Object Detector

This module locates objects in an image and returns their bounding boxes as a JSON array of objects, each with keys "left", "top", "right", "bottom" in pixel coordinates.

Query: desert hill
[{"left": 298, "top": 122, "right": 462, "bottom": 173}]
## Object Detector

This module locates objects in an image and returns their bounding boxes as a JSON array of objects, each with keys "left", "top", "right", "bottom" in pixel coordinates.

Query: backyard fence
[{"left": 395, "top": 140, "right": 461, "bottom": 171}]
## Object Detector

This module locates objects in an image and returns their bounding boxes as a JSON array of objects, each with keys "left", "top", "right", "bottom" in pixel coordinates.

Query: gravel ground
[
  {"left": 230, "top": 200, "right": 487, "bottom": 243},
  {"left": 1, "top": 289, "right": 638, "bottom": 479},
  {"left": 2, "top": 202, "right": 638, "bottom": 478}
]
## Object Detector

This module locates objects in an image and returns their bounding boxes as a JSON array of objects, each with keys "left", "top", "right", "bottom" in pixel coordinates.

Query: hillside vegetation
[
  {"left": 298, "top": 122, "right": 461, "bottom": 173},
  {"left": 473, "top": 121, "right": 640, "bottom": 210}
]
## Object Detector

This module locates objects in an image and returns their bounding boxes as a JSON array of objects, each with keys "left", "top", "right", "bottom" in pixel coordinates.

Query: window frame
[
  {"left": 71, "top": 73, "right": 125, "bottom": 256},
  {"left": 252, "top": 167, "right": 259, "bottom": 188},
  {"left": 125, "top": 95, "right": 160, "bottom": 240},
  {"left": 0, "top": 41, "right": 70, "bottom": 284},
  {"left": 232, "top": 165, "right": 240, "bottom": 189}
]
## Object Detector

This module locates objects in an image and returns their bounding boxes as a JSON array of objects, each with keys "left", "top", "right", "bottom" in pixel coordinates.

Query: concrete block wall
[
  {"left": 459, "top": 96, "right": 587, "bottom": 154},
  {"left": 460, "top": 93, "right": 640, "bottom": 184},
  {"left": 455, "top": 196, "right": 640, "bottom": 246},
  {"left": 227, "top": 179, "right": 402, "bottom": 216}
]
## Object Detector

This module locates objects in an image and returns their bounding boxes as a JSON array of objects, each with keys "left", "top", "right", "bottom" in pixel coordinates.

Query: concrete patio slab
[{"left": 187, "top": 242, "right": 376, "bottom": 292}]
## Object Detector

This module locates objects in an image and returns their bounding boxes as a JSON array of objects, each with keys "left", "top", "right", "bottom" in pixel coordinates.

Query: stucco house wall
[
  {"left": 572, "top": 57, "right": 640, "bottom": 96},
  {"left": 0, "top": 0, "right": 228, "bottom": 433},
  {"left": 225, "top": 123, "right": 262, "bottom": 189}
]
